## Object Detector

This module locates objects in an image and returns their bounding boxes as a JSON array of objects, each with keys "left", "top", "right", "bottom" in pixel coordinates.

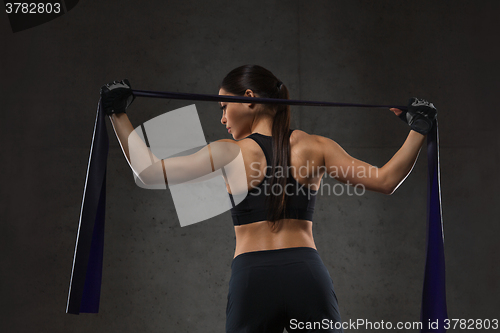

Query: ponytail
[
  {"left": 219, "top": 65, "right": 291, "bottom": 232},
  {"left": 267, "top": 82, "right": 291, "bottom": 231}
]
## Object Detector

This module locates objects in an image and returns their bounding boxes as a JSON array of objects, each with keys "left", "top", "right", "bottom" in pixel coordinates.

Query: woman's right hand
[
  {"left": 393, "top": 97, "right": 438, "bottom": 135},
  {"left": 100, "top": 79, "right": 135, "bottom": 115},
  {"left": 389, "top": 108, "right": 403, "bottom": 117}
]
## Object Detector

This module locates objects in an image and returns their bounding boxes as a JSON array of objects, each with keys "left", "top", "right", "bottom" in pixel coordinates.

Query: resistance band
[{"left": 66, "top": 89, "right": 448, "bottom": 332}]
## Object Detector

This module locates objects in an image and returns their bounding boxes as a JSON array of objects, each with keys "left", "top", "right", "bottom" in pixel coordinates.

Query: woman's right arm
[
  {"left": 318, "top": 129, "right": 425, "bottom": 195},
  {"left": 318, "top": 98, "right": 437, "bottom": 195}
]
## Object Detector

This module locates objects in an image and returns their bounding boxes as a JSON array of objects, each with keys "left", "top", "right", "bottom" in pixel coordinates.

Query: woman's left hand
[{"left": 100, "top": 79, "right": 135, "bottom": 115}]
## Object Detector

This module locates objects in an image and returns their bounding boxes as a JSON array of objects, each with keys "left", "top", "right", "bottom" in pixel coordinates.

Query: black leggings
[{"left": 226, "top": 247, "right": 343, "bottom": 333}]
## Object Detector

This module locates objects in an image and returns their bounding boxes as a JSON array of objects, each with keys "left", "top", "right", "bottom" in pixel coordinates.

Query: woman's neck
[{"left": 250, "top": 114, "right": 274, "bottom": 136}]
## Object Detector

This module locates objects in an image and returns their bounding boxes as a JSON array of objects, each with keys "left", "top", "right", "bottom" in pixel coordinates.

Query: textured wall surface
[{"left": 1, "top": 1, "right": 499, "bottom": 332}]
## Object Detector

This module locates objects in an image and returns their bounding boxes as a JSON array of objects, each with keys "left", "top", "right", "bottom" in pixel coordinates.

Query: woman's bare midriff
[{"left": 233, "top": 219, "right": 317, "bottom": 258}]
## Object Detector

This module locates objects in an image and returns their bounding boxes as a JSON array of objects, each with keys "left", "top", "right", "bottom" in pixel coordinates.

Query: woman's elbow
[
  {"left": 358, "top": 181, "right": 394, "bottom": 195},
  {"left": 135, "top": 173, "right": 154, "bottom": 187},
  {"left": 136, "top": 163, "right": 168, "bottom": 186},
  {"left": 379, "top": 179, "right": 396, "bottom": 195},
  {"left": 383, "top": 186, "right": 396, "bottom": 195},
  {"left": 382, "top": 181, "right": 402, "bottom": 195}
]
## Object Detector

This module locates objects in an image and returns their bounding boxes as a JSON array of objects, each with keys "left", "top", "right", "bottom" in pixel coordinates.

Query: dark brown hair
[{"left": 219, "top": 64, "right": 291, "bottom": 231}]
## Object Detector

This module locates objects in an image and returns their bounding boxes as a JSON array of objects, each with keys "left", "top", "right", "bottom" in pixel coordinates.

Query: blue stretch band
[
  {"left": 131, "top": 89, "right": 408, "bottom": 110},
  {"left": 67, "top": 89, "right": 446, "bottom": 332}
]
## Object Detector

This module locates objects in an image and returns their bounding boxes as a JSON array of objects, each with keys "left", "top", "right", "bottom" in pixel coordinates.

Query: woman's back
[
  {"left": 231, "top": 129, "right": 325, "bottom": 258},
  {"left": 238, "top": 129, "right": 325, "bottom": 191}
]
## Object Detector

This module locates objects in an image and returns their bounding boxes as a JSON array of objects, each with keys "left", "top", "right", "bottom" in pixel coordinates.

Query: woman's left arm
[
  {"left": 108, "top": 112, "right": 163, "bottom": 183},
  {"left": 109, "top": 112, "right": 241, "bottom": 187}
]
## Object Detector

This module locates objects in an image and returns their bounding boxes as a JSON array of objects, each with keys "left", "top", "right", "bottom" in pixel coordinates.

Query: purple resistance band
[
  {"left": 67, "top": 90, "right": 447, "bottom": 332},
  {"left": 132, "top": 89, "right": 408, "bottom": 110}
]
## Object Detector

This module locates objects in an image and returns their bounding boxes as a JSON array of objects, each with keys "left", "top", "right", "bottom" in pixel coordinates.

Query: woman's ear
[{"left": 244, "top": 89, "right": 256, "bottom": 109}]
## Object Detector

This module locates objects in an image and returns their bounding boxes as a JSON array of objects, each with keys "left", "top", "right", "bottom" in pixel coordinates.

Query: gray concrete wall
[{"left": 1, "top": 0, "right": 498, "bottom": 332}]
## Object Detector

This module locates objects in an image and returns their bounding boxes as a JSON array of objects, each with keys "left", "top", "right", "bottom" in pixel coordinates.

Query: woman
[{"left": 101, "top": 64, "right": 437, "bottom": 332}]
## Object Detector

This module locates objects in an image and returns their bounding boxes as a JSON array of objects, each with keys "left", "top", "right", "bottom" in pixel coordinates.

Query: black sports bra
[{"left": 229, "top": 131, "right": 317, "bottom": 226}]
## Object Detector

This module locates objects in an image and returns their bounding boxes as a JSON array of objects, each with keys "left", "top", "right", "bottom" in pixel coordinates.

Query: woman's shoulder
[
  {"left": 290, "top": 129, "right": 344, "bottom": 160},
  {"left": 289, "top": 130, "right": 325, "bottom": 160},
  {"left": 290, "top": 129, "right": 330, "bottom": 146},
  {"left": 213, "top": 137, "right": 259, "bottom": 153},
  {"left": 211, "top": 131, "right": 339, "bottom": 154}
]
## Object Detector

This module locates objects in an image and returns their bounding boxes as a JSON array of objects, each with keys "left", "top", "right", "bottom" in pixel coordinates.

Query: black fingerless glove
[
  {"left": 100, "top": 79, "right": 135, "bottom": 115},
  {"left": 398, "top": 97, "right": 438, "bottom": 135}
]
